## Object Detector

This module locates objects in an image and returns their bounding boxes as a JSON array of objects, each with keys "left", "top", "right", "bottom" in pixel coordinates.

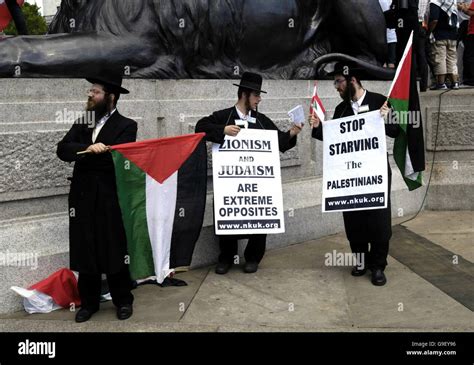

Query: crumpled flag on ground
[{"left": 11, "top": 268, "right": 81, "bottom": 314}]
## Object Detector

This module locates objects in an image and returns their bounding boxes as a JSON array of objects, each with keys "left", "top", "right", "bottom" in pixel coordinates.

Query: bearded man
[
  {"left": 57, "top": 75, "right": 137, "bottom": 322},
  {"left": 310, "top": 63, "right": 400, "bottom": 286}
]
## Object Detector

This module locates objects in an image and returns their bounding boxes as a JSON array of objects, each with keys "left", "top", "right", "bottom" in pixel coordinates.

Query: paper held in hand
[{"left": 288, "top": 105, "right": 305, "bottom": 127}]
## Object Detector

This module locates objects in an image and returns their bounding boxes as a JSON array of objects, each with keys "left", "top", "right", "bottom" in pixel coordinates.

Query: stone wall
[{"left": 0, "top": 79, "right": 472, "bottom": 313}]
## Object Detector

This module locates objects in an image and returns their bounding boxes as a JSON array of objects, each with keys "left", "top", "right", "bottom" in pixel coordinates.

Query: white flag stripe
[
  {"left": 146, "top": 172, "right": 178, "bottom": 284},
  {"left": 315, "top": 100, "right": 325, "bottom": 122},
  {"left": 404, "top": 147, "right": 421, "bottom": 182},
  {"left": 312, "top": 83, "right": 326, "bottom": 122},
  {"left": 387, "top": 31, "right": 413, "bottom": 97}
]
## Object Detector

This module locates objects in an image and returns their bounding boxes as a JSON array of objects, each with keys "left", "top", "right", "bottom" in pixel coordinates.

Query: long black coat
[
  {"left": 57, "top": 111, "right": 137, "bottom": 274},
  {"left": 312, "top": 91, "right": 399, "bottom": 243}
]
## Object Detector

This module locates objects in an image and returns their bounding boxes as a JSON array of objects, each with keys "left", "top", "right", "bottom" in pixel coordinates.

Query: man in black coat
[
  {"left": 195, "top": 72, "right": 302, "bottom": 275},
  {"left": 310, "top": 63, "right": 400, "bottom": 286},
  {"left": 57, "top": 75, "right": 137, "bottom": 322}
]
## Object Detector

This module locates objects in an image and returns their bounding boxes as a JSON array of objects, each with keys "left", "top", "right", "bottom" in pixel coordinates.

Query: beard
[
  {"left": 86, "top": 97, "right": 108, "bottom": 124},
  {"left": 341, "top": 82, "right": 357, "bottom": 103},
  {"left": 244, "top": 97, "right": 252, "bottom": 112}
]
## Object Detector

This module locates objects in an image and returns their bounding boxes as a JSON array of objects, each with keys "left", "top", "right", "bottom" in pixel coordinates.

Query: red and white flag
[{"left": 309, "top": 81, "right": 326, "bottom": 122}]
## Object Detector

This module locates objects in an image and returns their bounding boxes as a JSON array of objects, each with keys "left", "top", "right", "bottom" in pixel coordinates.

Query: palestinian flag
[
  {"left": 387, "top": 31, "right": 425, "bottom": 191},
  {"left": 0, "top": 0, "right": 24, "bottom": 32},
  {"left": 310, "top": 81, "right": 326, "bottom": 122},
  {"left": 110, "top": 133, "right": 207, "bottom": 283},
  {"left": 11, "top": 268, "right": 81, "bottom": 314}
]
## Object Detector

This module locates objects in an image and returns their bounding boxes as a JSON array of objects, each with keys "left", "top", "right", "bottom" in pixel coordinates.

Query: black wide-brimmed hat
[
  {"left": 86, "top": 74, "right": 129, "bottom": 94},
  {"left": 233, "top": 72, "right": 267, "bottom": 93}
]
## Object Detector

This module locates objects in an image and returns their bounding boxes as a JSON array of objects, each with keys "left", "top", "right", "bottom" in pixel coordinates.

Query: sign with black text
[
  {"left": 322, "top": 110, "right": 388, "bottom": 212},
  {"left": 212, "top": 129, "right": 285, "bottom": 235}
]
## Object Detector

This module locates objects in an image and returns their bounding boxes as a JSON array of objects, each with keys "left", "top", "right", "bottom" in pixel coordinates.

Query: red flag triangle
[
  {"left": 388, "top": 32, "right": 413, "bottom": 101},
  {"left": 111, "top": 133, "right": 205, "bottom": 184}
]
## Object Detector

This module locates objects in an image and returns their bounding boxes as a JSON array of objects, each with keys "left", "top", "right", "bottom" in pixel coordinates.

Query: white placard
[
  {"left": 212, "top": 129, "right": 285, "bottom": 235},
  {"left": 322, "top": 110, "right": 388, "bottom": 212}
]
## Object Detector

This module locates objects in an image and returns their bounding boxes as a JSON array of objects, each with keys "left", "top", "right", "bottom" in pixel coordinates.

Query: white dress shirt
[
  {"left": 351, "top": 90, "right": 367, "bottom": 115},
  {"left": 92, "top": 109, "right": 116, "bottom": 143},
  {"left": 235, "top": 106, "right": 251, "bottom": 121}
]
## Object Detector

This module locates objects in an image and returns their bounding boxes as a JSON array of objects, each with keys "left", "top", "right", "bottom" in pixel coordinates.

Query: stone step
[
  {"left": 0, "top": 97, "right": 341, "bottom": 126},
  {"left": 0, "top": 78, "right": 392, "bottom": 102},
  {"left": 0, "top": 79, "right": 157, "bottom": 102}
]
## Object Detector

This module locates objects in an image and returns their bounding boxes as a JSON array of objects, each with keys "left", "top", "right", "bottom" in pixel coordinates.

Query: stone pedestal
[{"left": 0, "top": 79, "right": 472, "bottom": 313}]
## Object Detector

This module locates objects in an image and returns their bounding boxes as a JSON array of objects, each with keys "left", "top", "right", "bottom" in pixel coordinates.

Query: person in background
[
  {"left": 417, "top": 0, "right": 430, "bottom": 91},
  {"left": 391, "top": 0, "right": 420, "bottom": 65},
  {"left": 428, "top": 0, "right": 460, "bottom": 89},
  {"left": 457, "top": 0, "right": 471, "bottom": 48},
  {"left": 380, "top": 0, "right": 398, "bottom": 68},
  {"left": 458, "top": 0, "right": 474, "bottom": 85},
  {"left": 5, "top": 0, "right": 27, "bottom": 35}
]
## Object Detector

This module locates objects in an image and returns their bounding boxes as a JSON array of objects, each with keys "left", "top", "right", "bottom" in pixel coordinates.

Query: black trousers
[
  {"left": 349, "top": 241, "right": 389, "bottom": 271},
  {"left": 395, "top": 10, "right": 419, "bottom": 66},
  {"left": 464, "top": 34, "right": 474, "bottom": 86},
  {"left": 5, "top": 0, "right": 28, "bottom": 35},
  {"left": 416, "top": 23, "right": 429, "bottom": 91},
  {"left": 78, "top": 269, "right": 134, "bottom": 310},
  {"left": 218, "top": 235, "right": 266, "bottom": 264}
]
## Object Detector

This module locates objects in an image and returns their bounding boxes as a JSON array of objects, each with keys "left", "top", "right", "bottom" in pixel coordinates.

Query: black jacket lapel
[{"left": 94, "top": 111, "right": 123, "bottom": 145}]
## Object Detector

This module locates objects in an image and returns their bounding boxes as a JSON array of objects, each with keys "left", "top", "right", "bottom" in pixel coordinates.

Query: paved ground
[{"left": 0, "top": 210, "right": 472, "bottom": 332}]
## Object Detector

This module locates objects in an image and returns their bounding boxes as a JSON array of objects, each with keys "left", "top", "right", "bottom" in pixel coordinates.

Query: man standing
[
  {"left": 57, "top": 75, "right": 137, "bottom": 322},
  {"left": 195, "top": 72, "right": 301, "bottom": 275},
  {"left": 310, "top": 63, "right": 400, "bottom": 286},
  {"left": 428, "top": 0, "right": 460, "bottom": 89}
]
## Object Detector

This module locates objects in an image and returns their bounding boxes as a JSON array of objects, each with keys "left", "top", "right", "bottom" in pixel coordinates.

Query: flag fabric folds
[
  {"left": 11, "top": 268, "right": 80, "bottom": 314},
  {"left": 110, "top": 133, "right": 207, "bottom": 283},
  {"left": 387, "top": 31, "right": 425, "bottom": 191}
]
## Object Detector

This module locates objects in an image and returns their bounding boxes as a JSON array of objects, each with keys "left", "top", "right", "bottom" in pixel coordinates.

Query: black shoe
[
  {"left": 371, "top": 269, "right": 387, "bottom": 286},
  {"left": 243, "top": 261, "right": 259, "bottom": 273},
  {"left": 117, "top": 304, "right": 133, "bottom": 320},
  {"left": 351, "top": 266, "right": 367, "bottom": 276},
  {"left": 75, "top": 308, "right": 98, "bottom": 323},
  {"left": 158, "top": 277, "right": 188, "bottom": 287},
  {"left": 215, "top": 262, "right": 232, "bottom": 275}
]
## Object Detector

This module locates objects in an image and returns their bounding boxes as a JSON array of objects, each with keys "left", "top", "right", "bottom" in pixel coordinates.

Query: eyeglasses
[
  {"left": 87, "top": 88, "right": 105, "bottom": 96},
  {"left": 333, "top": 78, "right": 346, "bottom": 87}
]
